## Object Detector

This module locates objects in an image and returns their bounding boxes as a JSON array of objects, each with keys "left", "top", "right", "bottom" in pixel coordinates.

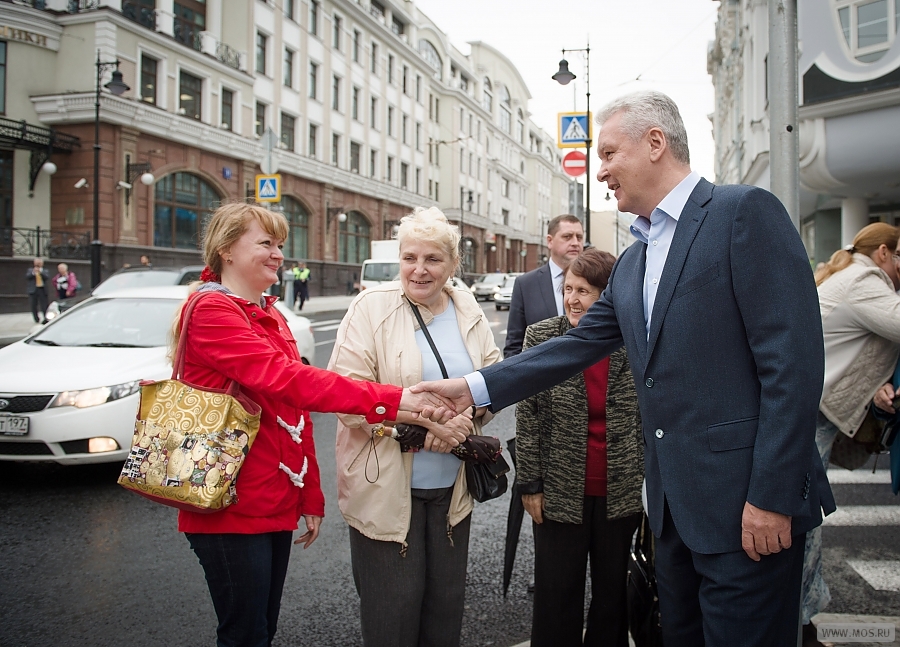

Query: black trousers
[
  {"left": 349, "top": 487, "right": 471, "bottom": 647},
  {"left": 531, "top": 496, "right": 641, "bottom": 647},
  {"left": 186, "top": 531, "right": 293, "bottom": 647},
  {"left": 655, "top": 501, "right": 804, "bottom": 647},
  {"left": 295, "top": 281, "right": 309, "bottom": 309},
  {"left": 29, "top": 287, "right": 48, "bottom": 323}
]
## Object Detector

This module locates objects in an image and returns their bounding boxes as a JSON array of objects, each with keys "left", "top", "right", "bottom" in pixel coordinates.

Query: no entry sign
[{"left": 562, "top": 150, "right": 587, "bottom": 177}]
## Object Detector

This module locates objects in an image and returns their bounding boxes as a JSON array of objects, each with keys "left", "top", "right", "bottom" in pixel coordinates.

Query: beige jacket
[
  {"left": 328, "top": 281, "right": 502, "bottom": 544},
  {"left": 819, "top": 254, "right": 900, "bottom": 435}
]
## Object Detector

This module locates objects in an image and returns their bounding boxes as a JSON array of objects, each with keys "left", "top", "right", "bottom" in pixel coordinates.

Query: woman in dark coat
[{"left": 516, "top": 248, "right": 644, "bottom": 647}]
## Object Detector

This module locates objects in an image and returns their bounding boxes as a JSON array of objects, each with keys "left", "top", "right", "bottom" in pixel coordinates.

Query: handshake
[{"left": 397, "top": 378, "right": 477, "bottom": 454}]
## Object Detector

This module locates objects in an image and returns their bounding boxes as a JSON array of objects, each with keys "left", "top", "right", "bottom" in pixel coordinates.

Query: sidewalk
[{"left": 0, "top": 294, "right": 357, "bottom": 347}]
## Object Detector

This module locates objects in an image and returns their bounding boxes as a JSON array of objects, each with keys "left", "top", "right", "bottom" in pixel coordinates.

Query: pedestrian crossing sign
[
  {"left": 557, "top": 112, "right": 592, "bottom": 148},
  {"left": 255, "top": 174, "right": 281, "bottom": 202}
]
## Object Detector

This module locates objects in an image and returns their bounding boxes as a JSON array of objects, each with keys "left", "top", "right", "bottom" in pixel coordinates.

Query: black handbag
[
  {"left": 627, "top": 514, "right": 664, "bottom": 647},
  {"left": 406, "top": 297, "right": 509, "bottom": 503}
]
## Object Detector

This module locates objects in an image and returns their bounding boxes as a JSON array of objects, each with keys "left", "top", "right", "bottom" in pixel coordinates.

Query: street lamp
[
  {"left": 122, "top": 154, "right": 154, "bottom": 206},
  {"left": 92, "top": 49, "right": 130, "bottom": 288},
  {"left": 326, "top": 203, "right": 347, "bottom": 260},
  {"left": 552, "top": 42, "right": 591, "bottom": 245}
]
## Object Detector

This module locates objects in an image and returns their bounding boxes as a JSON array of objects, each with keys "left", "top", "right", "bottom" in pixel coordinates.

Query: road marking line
[
  {"left": 827, "top": 469, "right": 892, "bottom": 485},
  {"left": 490, "top": 321, "right": 502, "bottom": 327},
  {"left": 310, "top": 319, "right": 342, "bottom": 327},
  {"left": 311, "top": 323, "right": 342, "bottom": 332},
  {"left": 847, "top": 561, "right": 900, "bottom": 592},
  {"left": 823, "top": 506, "right": 900, "bottom": 526},
  {"left": 314, "top": 340, "right": 335, "bottom": 347}
]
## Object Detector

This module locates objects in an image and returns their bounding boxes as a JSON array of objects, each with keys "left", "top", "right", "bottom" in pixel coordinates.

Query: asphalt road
[{"left": 1, "top": 300, "right": 898, "bottom": 647}]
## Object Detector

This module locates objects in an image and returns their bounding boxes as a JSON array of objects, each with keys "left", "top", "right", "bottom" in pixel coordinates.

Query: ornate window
[
  {"left": 339, "top": 211, "right": 370, "bottom": 264},
  {"left": 282, "top": 196, "right": 309, "bottom": 259},
  {"left": 835, "top": 0, "right": 900, "bottom": 62},
  {"left": 516, "top": 109, "right": 525, "bottom": 143},
  {"left": 482, "top": 77, "right": 493, "bottom": 113},
  {"left": 499, "top": 85, "right": 512, "bottom": 134},
  {"left": 153, "top": 173, "right": 220, "bottom": 249},
  {"left": 419, "top": 40, "right": 443, "bottom": 80}
]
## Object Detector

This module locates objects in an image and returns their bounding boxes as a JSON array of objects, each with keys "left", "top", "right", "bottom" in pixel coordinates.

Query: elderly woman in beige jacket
[
  {"left": 328, "top": 207, "right": 501, "bottom": 647},
  {"left": 802, "top": 222, "right": 900, "bottom": 643}
]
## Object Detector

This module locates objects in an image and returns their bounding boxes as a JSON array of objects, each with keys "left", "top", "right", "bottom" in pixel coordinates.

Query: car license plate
[{"left": 0, "top": 415, "right": 29, "bottom": 436}]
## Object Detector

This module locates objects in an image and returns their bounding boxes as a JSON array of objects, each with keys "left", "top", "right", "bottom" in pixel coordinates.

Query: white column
[
  {"left": 841, "top": 197, "right": 870, "bottom": 247},
  {"left": 206, "top": 0, "right": 222, "bottom": 39},
  {"left": 156, "top": 0, "right": 174, "bottom": 37}
]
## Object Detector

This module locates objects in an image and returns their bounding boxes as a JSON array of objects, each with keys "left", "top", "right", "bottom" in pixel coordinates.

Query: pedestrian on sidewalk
[
  {"left": 25, "top": 257, "right": 50, "bottom": 324},
  {"left": 328, "top": 207, "right": 501, "bottom": 647},
  {"left": 517, "top": 248, "right": 643, "bottom": 647},
  {"left": 53, "top": 263, "right": 79, "bottom": 300},
  {"left": 800, "top": 222, "right": 900, "bottom": 645},
  {"left": 295, "top": 262, "right": 310, "bottom": 310},
  {"left": 170, "top": 202, "right": 456, "bottom": 647}
]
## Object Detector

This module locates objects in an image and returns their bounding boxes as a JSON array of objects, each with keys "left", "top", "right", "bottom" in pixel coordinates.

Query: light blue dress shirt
[
  {"left": 465, "top": 171, "right": 702, "bottom": 406},
  {"left": 412, "top": 299, "right": 474, "bottom": 489},
  {"left": 548, "top": 258, "right": 566, "bottom": 316}
]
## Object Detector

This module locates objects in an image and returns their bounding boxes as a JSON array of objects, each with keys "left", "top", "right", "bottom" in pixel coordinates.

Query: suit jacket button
[
  {"left": 645, "top": 378, "right": 654, "bottom": 388},
  {"left": 655, "top": 429, "right": 664, "bottom": 439}
]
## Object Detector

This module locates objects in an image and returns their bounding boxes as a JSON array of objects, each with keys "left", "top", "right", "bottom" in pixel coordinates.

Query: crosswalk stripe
[
  {"left": 312, "top": 323, "right": 341, "bottom": 332},
  {"left": 310, "top": 319, "right": 342, "bottom": 327},
  {"left": 847, "top": 561, "right": 900, "bottom": 592},
  {"left": 827, "top": 469, "right": 892, "bottom": 485},
  {"left": 823, "top": 506, "right": 900, "bottom": 526}
]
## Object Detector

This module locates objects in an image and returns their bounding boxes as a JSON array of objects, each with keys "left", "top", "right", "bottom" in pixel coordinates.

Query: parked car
[
  {"left": 0, "top": 286, "right": 314, "bottom": 465},
  {"left": 44, "top": 265, "right": 205, "bottom": 322},
  {"left": 469, "top": 272, "right": 508, "bottom": 301},
  {"left": 492, "top": 274, "right": 521, "bottom": 310}
]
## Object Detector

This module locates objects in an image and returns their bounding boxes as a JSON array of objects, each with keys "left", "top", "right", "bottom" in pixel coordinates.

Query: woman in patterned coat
[{"left": 516, "top": 247, "right": 644, "bottom": 647}]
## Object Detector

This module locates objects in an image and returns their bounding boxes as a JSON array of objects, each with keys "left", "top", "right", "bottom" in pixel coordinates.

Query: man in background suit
[
  {"left": 414, "top": 90, "right": 835, "bottom": 646},
  {"left": 504, "top": 214, "right": 583, "bottom": 358}
]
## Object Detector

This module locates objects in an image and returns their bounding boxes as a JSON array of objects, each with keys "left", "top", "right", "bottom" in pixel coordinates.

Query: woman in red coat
[{"left": 173, "top": 202, "right": 459, "bottom": 647}]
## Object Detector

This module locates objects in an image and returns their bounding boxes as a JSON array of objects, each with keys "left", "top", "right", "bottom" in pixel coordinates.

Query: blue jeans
[
  {"left": 800, "top": 411, "right": 840, "bottom": 624},
  {"left": 186, "top": 531, "right": 293, "bottom": 647}
]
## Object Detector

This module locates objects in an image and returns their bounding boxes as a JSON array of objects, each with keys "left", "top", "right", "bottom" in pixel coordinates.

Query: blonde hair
[
  {"left": 396, "top": 207, "right": 460, "bottom": 267},
  {"left": 814, "top": 222, "right": 899, "bottom": 287},
  {"left": 168, "top": 201, "right": 290, "bottom": 362}
]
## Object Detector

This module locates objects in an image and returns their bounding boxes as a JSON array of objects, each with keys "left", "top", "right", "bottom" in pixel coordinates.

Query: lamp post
[
  {"left": 92, "top": 49, "right": 130, "bottom": 288},
  {"left": 552, "top": 43, "right": 591, "bottom": 244}
]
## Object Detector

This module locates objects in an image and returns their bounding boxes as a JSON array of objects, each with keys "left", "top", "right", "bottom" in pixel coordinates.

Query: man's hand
[
  {"left": 410, "top": 378, "right": 475, "bottom": 411},
  {"left": 522, "top": 493, "right": 544, "bottom": 524},
  {"left": 294, "top": 515, "right": 322, "bottom": 549},
  {"left": 874, "top": 382, "right": 896, "bottom": 414},
  {"left": 399, "top": 387, "right": 458, "bottom": 420},
  {"left": 741, "top": 502, "right": 791, "bottom": 561}
]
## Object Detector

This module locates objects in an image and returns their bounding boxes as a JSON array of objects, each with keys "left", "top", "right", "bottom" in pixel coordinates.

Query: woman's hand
[
  {"left": 423, "top": 408, "right": 473, "bottom": 452},
  {"left": 874, "top": 382, "right": 896, "bottom": 414},
  {"left": 294, "top": 515, "right": 322, "bottom": 549},
  {"left": 522, "top": 493, "right": 544, "bottom": 524}
]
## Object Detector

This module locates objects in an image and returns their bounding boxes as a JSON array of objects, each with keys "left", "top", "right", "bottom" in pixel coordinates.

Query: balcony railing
[
  {"left": 2, "top": 0, "right": 47, "bottom": 8},
  {"left": 0, "top": 227, "right": 91, "bottom": 260},
  {"left": 67, "top": 0, "right": 99, "bottom": 12},
  {"left": 215, "top": 41, "right": 242, "bottom": 71},
  {"left": 173, "top": 18, "right": 202, "bottom": 52},
  {"left": 122, "top": 0, "right": 156, "bottom": 30}
]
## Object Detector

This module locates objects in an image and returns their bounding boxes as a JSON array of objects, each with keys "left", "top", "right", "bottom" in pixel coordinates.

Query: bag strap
[
  {"left": 405, "top": 296, "right": 449, "bottom": 379},
  {"left": 173, "top": 293, "right": 250, "bottom": 396}
]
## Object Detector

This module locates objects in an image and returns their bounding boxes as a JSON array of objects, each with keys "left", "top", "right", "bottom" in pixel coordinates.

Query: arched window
[
  {"left": 482, "top": 77, "right": 493, "bottom": 113},
  {"left": 499, "top": 85, "right": 512, "bottom": 134},
  {"left": 339, "top": 211, "right": 370, "bottom": 264},
  {"left": 516, "top": 108, "right": 525, "bottom": 143},
  {"left": 418, "top": 39, "right": 442, "bottom": 79},
  {"left": 282, "top": 196, "right": 309, "bottom": 259},
  {"left": 153, "top": 172, "right": 220, "bottom": 248}
]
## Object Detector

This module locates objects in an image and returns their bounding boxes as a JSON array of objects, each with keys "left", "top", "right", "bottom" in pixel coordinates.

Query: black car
[{"left": 45, "top": 265, "right": 204, "bottom": 321}]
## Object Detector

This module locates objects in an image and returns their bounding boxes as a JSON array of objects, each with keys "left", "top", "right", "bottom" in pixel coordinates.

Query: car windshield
[
  {"left": 93, "top": 270, "right": 183, "bottom": 296},
  {"left": 502, "top": 277, "right": 517, "bottom": 289},
  {"left": 363, "top": 262, "right": 400, "bottom": 281},
  {"left": 481, "top": 274, "right": 505, "bottom": 285},
  {"left": 28, "top": 298, "right": 182, "bottom": 348}
]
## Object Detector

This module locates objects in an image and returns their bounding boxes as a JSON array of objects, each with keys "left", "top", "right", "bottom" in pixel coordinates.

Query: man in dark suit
[
  {"left": 25, "top": 257, "right": 50, "bottom": 324},
  {"left": 504, "top": 214, "right": 583, "bottom": 358},
  {"left": 414, "top": 90, "right": 834, "bottom": 646}
]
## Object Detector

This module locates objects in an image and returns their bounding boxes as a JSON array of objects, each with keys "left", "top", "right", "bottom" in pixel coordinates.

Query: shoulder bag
[{"left": 117, "top": 295, "right": 262, "bottom": 512}]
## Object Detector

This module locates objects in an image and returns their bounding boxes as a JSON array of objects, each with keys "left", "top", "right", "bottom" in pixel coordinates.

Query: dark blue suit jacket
[
  {"left": 503, "top": 263, "right": 559, "bottom": 358},
  {"left": 482, "top": 179, "right": 835, "bottom": 554}
]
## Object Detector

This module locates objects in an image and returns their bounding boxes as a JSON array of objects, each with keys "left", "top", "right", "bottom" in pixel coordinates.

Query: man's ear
[{"left": 647, "top": 127, "right": 667, "bottom": 162}]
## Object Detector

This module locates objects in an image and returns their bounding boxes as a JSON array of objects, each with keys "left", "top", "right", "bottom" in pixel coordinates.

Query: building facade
[
  {"left": 0, "top": 0, "right": 574, "bottom": 306},
  {"left": 708, "top": 0, "right": 900, "bottom": 262}
]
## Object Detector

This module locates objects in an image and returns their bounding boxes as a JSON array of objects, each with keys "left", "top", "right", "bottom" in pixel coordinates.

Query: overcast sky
[{"left": 415, "top": 0, "right": 721, "bottom": 213}]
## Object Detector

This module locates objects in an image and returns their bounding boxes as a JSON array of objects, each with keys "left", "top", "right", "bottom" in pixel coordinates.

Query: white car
[
  {"left": 0, "top": 286, "right": 314, "bottom": 465},
  {"left": 492, "top": 275, "right": 520, "bottom": 310}
]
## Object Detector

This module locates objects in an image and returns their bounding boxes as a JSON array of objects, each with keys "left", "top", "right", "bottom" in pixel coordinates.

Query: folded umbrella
[{"left": 502, "top": 436, "right": 525, "bottom": 597}]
